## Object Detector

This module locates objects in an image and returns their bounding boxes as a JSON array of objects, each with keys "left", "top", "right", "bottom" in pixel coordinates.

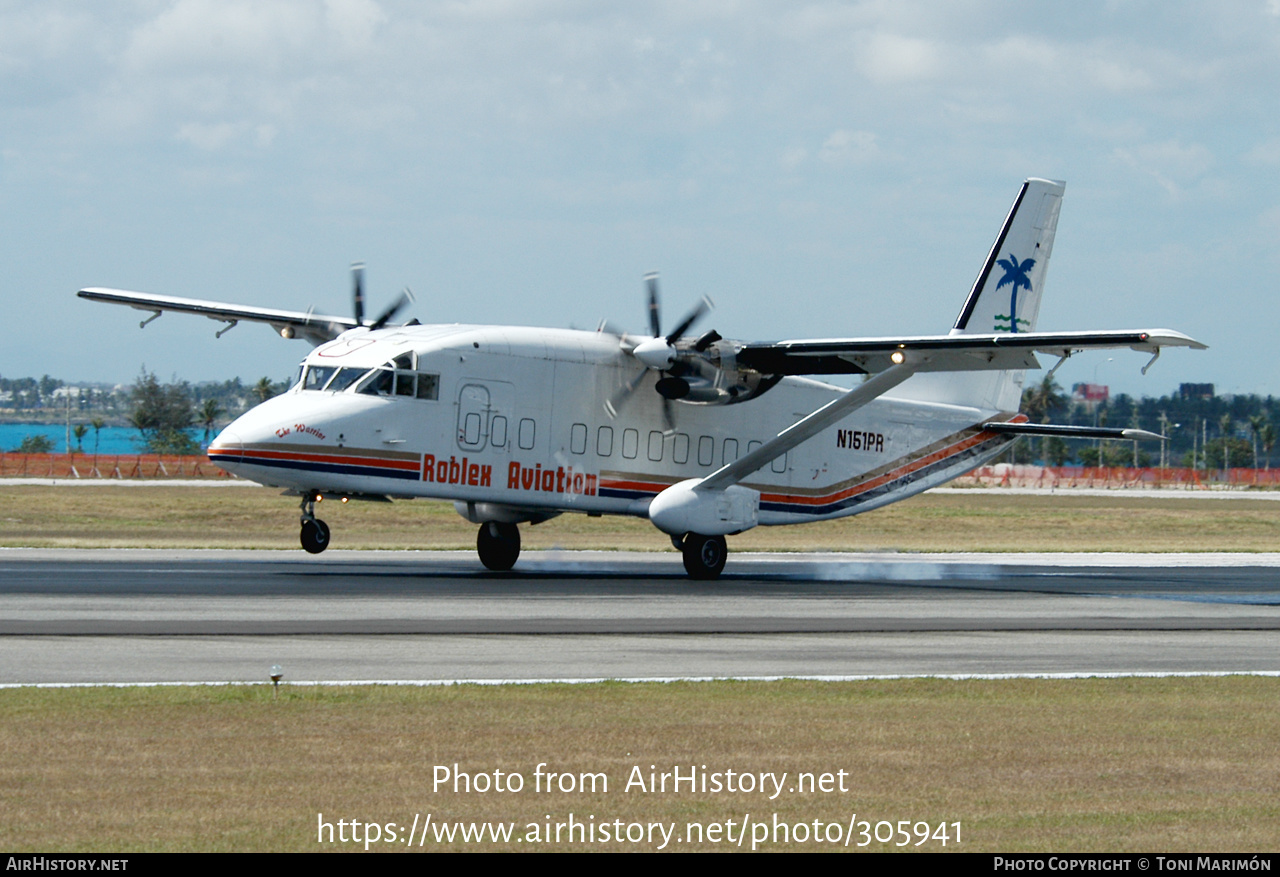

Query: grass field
[
  {"left": 2, "top": 483, "right": 1280, "bottom": 552},
  {"left": 1, "top": 678, "right": 1277, "bottom": 853}
]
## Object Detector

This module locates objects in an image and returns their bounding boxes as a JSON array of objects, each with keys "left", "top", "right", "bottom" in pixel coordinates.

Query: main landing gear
[
  {"left": 476, "top": 522, "right": 521, "bottom": 571},
  {"left": 299, "top": 495, "right": 330, "bottom": 554},
  {"left": 679, "top": 533, "right": 727, "bottom": 580}
]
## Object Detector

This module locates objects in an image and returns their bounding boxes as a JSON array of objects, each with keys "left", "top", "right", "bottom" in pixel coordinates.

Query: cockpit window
[
  {"left": 303, "top": 366, "right": 337, "bottom": 390},
  {"left": 327, "top": 367, "right": 366, "bottom": 392},
  {"left": 304, "top": 358, "right": 437, "bottom": 401},
  {"left": 356, "top": 368, "right": 394, "bottom": 396}
]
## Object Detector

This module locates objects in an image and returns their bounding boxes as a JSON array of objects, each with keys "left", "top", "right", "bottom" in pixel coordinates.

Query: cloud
[
  {"left": 1113, "top": 139, "right": 1214, "bottom": 197},
  {"left": 818, "top": 129, "right": 879, "bottom": 166},
  {"left": 857, "top": 32, "right": 943, "bottom": 84},
  {"left": 124, "top": 0, "right": 323, "bottom": 73}
]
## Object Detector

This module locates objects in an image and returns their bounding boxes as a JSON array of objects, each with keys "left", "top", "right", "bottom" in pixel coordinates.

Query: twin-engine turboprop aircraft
[{"left": 79, "top": 179, "right": 1205, "bottom": 578}]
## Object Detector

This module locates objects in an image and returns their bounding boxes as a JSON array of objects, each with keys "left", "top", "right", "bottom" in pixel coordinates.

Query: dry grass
[
  {"left": 1, "top": 678, "right": 1277, "bottom": 852},
  {"left": 1, "top": 484, "right": 1278, "bottom": 552}
]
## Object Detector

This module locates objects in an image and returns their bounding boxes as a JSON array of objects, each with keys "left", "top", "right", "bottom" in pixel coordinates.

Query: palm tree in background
[
  {"left": 1220, "top": 413, "right": 1234, "bottom": 474},
  {"left": 1020, "top": 375, "right": 1067, "bottom": 464},
  {"left": 1261, "top": 423, "right": 1277, "bottom": 470},
  {"left": 1249, "top": 414, "right": 1267, "bottom": 469},
  {"left": 90, "top": 417, "right": 105, "bottom": 457},
  {"left": 199, "top": 399, "right": 223, "bottom": 448},
  {"left": 1021, "top": 375, "right": 1066, "bottom": 423},
  {"left": 254, "top": 377, "right": 277, "bottom": 404}
]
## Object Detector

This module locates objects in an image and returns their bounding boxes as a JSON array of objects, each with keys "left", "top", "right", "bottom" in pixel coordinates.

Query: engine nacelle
[
  {"left": 648, "top": 479, "right": 760, "bottom": 537},
  {"left": 667, "top": 339, "right": 782, "bottom": 406}
]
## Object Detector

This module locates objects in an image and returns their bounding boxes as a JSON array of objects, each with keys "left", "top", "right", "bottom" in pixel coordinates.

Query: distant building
[
  {"left": 1179, "top": 382, "right": 1215, "bottom": 400},
  {"left": 1072, "top": 383, "right": 1109, "bottom": 405}
]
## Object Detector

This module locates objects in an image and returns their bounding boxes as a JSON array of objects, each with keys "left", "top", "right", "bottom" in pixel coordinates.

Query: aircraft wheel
[
  {"left": 477, "top": 522, "right": 521, "bottom": 571},
  {"left": 681, "top": 533, "right": 727, "bottom": 580},
  {"left": 300, "top": 518, "right": 330, "bottom": 554}
]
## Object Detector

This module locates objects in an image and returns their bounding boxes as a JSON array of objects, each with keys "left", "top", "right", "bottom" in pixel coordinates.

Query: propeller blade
[
  {"left": 369, "top": 287, "right": 415, "bottom": 330},
  {"left": 645, "top": 271, "right": 661, "bottom": 339},
  {"left": 661, "top": 397, "right": 676, "bottom": 434},
  {"left": 352, "top": 262, "right": 366, "bottom": 327},
  {"left": 693, "top": 329, "right": 722, "bottom": 352},
  {"left": 604, "top": 368, "right": 649, "bottom": 419},
  {"left": 665, "top": 296, "right": 713, "bottom": 344}
]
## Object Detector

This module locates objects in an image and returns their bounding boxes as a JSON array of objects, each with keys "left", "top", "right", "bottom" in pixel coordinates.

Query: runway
[{"left": 2, "top": 548, "right": 1279, "bottom": 684}]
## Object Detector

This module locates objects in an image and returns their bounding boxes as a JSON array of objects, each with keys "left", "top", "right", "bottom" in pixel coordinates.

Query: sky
[{"left": 2, "top": 0, "right": 1278, "bottom": 399}]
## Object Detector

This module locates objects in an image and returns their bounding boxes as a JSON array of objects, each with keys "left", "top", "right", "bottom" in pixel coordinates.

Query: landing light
[
  {"left": 341, "top": 496, "right": 349, "bottom": 504},
  {"left": 890, "top": 350, "right": 906, "bottom": 365},
  {"left": 281, "top": 326, "right": 295, "bottom": 339}
]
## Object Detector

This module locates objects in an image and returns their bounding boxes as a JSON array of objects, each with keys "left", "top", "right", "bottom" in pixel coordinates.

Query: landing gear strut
[
  {"left": 299, "top": 495, "right": 330, "bottom": 554},
  {"left": 681, "top": 533, "right": 727, "bottom": 580},
  {"left": 476, "top": 522, "right": 521, "bottom": 571}
]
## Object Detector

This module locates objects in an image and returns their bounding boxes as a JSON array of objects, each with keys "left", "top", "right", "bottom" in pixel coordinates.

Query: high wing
[
  {"left": 78, "top": 287, "right": 358, "bottom": 345},
  {"left": 735, "top": 328, "right": 1207, "bottom": 376}
]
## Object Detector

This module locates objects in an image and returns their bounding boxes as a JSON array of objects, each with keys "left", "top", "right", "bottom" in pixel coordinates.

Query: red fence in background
[
  {"left": 956, "top": 465, "right": 1280, "bottom": 490},
  {"left": 0, "top": 453, "right": 234, "bottom": 479}
]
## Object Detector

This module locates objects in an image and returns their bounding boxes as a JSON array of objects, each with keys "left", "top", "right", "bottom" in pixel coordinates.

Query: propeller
[
  {"left": 349, "top": 262, "right": 415, "bottom": 331},
  {"left": 352, "top": 262, "right": 366, "bottom": 326},
  {"left": 604, "top": 272, "right": 714, "bottom": 430}
]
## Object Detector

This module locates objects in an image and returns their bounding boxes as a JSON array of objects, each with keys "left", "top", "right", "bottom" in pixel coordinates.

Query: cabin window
[
  {"left": 772, "top": 452, "right": 788, "bottom": 474},
  {"left": 698, "top": 435, "right": 714, "bottom": 467},
  {"left": 748, "top": 440, "right": 762, "bottom": 455},
  {"left": 491, "top": 415, "right": 508, "bottom": 448},
  {"left": 723, "top": 438, "right": 739, "bottom": 464},
  {"left": 463, "top": 412, "right": 482, "bottom": 445},
  {"left": 647, "top": 430, "right": 664, "bottom": 462},
  {"left": 597, "top": 426, "right": 614, "bottom": 457},
  {"left": 622, "top": 428, "right": 639, "bottom": 459},
  {"left": 304, "top": 366, "right": 336, "bottom": 390},
  {"left": 416, "top": 373, "right": 439, "bottom": 400},
  {"left": 672, "top": 433, "right": 690, "bottom": 465},
  {"left": 570, "top": 423, "right": 587, "bottom": 455},
  {"left": 518, "top": 418, "right": 536, "bottom": 450}
]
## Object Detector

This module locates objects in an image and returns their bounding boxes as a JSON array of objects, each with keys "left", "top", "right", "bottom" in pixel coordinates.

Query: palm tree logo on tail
[{"left": 994, "top": 253, "right": 1034, "bottom": 332}]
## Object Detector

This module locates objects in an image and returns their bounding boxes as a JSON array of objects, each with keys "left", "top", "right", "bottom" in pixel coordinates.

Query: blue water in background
[{"left": 0, "top": 424, "right": 207, "bottom": 455}]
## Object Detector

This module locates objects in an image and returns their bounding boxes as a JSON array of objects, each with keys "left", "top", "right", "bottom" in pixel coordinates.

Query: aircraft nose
[{"left": 208, "top": 429, "right": 243, "bottom": 463}]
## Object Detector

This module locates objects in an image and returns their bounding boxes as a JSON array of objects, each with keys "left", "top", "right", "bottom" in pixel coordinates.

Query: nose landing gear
[
  {"left": 476, "top": 521, "right": 520, "bottom": 571},
  {"left": 299, "top": 495, "right": 330, "bottom": 554}
]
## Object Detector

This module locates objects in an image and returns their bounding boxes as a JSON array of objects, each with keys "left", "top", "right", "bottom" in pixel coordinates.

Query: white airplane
[{"left": 80, "top": 179, "right": 1205, "bottom": 578}]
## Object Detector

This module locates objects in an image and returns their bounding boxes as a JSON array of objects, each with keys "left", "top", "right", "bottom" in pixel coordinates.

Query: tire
[
  {"left": 477, "top": 522, "right": 521, "bottom": 571},
  {"left": 681, "top": 533, "right": 727, "bottom": 580},
  {"left": 300, "top": 518, "right": 330, "bottom": 554}
]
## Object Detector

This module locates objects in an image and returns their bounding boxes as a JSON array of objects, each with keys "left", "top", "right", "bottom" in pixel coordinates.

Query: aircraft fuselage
[{"left": 209, "top": 322, "right": 1016, "bottom": 526}]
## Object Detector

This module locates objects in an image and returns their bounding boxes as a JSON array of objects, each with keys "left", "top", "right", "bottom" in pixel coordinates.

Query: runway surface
[{"left": 2, "top": 548, "right": 1279, "bottom": 684}]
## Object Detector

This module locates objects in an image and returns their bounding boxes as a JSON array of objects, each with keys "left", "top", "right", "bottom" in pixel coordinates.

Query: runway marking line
[{"left": 4, "top": 670, "right": 1280, "bottom": 689}]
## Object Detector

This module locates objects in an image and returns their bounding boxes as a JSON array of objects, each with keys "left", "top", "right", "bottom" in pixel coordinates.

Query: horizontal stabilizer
[{"left": 982, "top": 422, "right": 1166, "bottom": 442}]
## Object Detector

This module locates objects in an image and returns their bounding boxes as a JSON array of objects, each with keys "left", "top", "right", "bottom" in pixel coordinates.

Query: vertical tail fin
[
  {"left": 952, "top": 178, "right": 1064, "bottom": 337},
  {"left": 901, "top": 178, "right": 1065, "bottom": 411}
]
